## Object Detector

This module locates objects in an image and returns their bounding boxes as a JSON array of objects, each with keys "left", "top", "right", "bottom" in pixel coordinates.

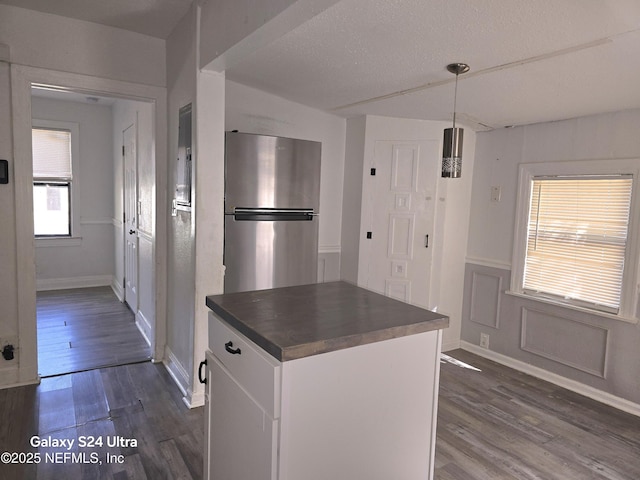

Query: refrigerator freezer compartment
[{"left": 225, "top": 132, "right": 321, "bottom": 211}]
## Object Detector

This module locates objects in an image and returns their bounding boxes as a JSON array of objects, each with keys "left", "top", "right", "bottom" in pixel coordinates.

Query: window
[
  {"left": 524, "top": 176, "right": 632, "bottom": 312},
  {"left": 511, "top": 161, "right": 640, "bottom": 319},
  {"left": 32, "top": 127, "right": 73, "bottom": 237}
]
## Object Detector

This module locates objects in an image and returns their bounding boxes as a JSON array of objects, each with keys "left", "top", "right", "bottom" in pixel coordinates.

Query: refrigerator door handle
[{"left": 229, "top": 207, "right": 317, "bottom": 221}]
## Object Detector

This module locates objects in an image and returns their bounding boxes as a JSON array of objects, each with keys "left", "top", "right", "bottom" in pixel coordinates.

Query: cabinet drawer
[{"left": 208, "top": 312, "right": 281, "bottom": 418}]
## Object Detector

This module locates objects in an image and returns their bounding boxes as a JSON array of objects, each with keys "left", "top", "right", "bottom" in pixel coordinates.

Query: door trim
[
  {"left": 10, "top": 65, "right": 167, "bottom": 385},
  {"left": 123, "top": 122, "right": 139, "bottom": 312}
]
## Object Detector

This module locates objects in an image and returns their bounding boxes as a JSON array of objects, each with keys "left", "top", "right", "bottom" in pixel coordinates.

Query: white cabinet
[
  {"left": 204, "top": 315, "right": 281, "bottom": 479},
  {"left": 204, "top": 312, "right": 443, "bottom": 480},
  {"left": 205, "top": 351, "right": 278, "bottom": 479}
]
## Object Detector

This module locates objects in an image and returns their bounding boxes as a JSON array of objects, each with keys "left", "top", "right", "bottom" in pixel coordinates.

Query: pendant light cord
[{"left": 452, "top": 73, "right": 459, "bottom": 129}]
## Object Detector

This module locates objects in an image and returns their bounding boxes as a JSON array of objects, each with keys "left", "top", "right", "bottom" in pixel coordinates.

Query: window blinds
[
  {"left": 32, "top": 128, "right": 72, "bottom": 179},
  {"left": 524, "top": 176, "right": 633, "bottom": 312}
]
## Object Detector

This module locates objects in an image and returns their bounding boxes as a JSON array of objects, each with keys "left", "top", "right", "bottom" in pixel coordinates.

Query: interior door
[
  {"left": 123, "top": 124, "right": 138, "bottom": 312},
  {"left": 365, "top": 140, "right": 439, "bottom": 309}
]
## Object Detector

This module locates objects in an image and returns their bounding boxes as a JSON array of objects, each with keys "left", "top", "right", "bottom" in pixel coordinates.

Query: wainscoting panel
[
  {"left": 387, "top": 214, "right": 415, "bottom": 259},
  {"left": 462, "top": 261, "right": 640, "bottom": 406},
  {"left": 469, "top": 271, "right": 502, "bottom": 328},
  {"left": 521, "top": 307, "right": 609, "bottom": 378},
  {"left": 385, "top": 279, "right": 411, "bottom": 303},
  {"left": 318, "top": 250, "right": 340, "bottom": 283},
  {"left": 390, "top": 143, "right": 419, "bottom": 192}
]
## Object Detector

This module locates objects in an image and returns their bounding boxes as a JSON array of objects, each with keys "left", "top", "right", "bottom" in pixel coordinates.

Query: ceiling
[
  {"left": 0, "top": 0, "right": 193, "bottom": 39},
  {"left": 8, "top": 0, "right": 640, "bottom": 130}
]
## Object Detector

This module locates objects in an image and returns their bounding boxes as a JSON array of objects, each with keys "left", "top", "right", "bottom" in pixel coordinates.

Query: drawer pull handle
[
  {"left": 225, "top": 341, "right": 242, "bottom": 355},
  {"left": 198, "top": 359, "right": 207, "bottom": 384}
]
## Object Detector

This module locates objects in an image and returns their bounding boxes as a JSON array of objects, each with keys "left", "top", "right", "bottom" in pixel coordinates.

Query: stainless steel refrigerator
[{"left": 224, "top": 131, "right": 321, "bottom": 293}]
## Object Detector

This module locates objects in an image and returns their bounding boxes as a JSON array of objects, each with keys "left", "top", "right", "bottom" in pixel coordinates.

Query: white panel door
[
  {"left": 365, "top": 141, "right": 438, "bottom": 309},
  {"left": 123, "top": 124, "right": 138, "bottom": 312}
]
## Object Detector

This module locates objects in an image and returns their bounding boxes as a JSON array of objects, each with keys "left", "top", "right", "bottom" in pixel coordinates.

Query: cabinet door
[{"left": 208, "top": 353, "right": 278, "bottom": 480}]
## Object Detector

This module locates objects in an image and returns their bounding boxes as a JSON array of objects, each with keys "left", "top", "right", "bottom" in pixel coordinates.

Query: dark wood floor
[
  {"left": 1, "top": 348, "right": 638, "bottom": 479},
  {"left": 37, "top": 287, "right": 151, "bottom": 377},
  {"left": 435, "top": 350, "right": 640, "bottom": 480},
  {"left": 0, "top": 362, "right": 204, "bottom": 480}
]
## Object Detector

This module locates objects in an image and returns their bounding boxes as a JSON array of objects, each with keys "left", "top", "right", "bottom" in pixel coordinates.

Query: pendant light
[{"left": 442, "top": 63, "right": 470, "bottom": 178}]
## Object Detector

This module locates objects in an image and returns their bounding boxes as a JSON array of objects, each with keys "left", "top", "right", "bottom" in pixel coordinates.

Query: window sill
[
  {"left": 505, "top": 290, "right": 639, "bottom": 325},
  {"left": 35, "top": 237, "right": 82, "bottom": 247}
]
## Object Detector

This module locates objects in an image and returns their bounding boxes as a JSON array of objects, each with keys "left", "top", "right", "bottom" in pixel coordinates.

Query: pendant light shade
[
  {"left": 442, "top": 127, "right": 463, "bottom": 178},
  {"left": 442, "top": 63, "right": 469, "bottom": 178}
]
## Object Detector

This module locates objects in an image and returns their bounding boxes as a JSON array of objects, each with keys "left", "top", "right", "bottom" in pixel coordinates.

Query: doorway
[
  {"left": 30, "top": 87, "right": 151, "bottom": 376},
  {"left": 11, "top": 65, "right": 167, "bottom": 382}
]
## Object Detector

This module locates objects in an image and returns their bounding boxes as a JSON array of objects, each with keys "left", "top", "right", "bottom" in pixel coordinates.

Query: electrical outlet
[
  {"left": 480, "top": 333, "right": 490, "bottom": 349},
  {"left": 1, "top": 336, "right": 18, "bottom": 362}
]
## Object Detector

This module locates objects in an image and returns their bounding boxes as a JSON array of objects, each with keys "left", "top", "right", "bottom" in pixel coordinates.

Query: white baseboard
[
  {"left": 36, "top": 274, "right": 112, "bottom": 291},
  {"left": 460, "top": 341, "right": 640, "bottom": 418},
  {"left": 135, "top": 311, "right": 152, "bottom": 347},
  {"left": 163, "top": 347, "right": 206, "bottom": 408},
  {"left": 0, "top": 366, "right": 40, "bottom": 390},
  {"left": 163, "top": 347, "right": 189, "bottom": 397},
  {"left": 111, "top": 278, "right": 124, "bottom": 302},
  {"left": 441, "top": 339, "right": 461, "bottom": 352},
  {"left": 184, "top": 390, "right": 205, "bottom": 409}
]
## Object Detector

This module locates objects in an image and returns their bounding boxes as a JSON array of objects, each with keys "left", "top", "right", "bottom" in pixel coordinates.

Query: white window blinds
[
  {"left": 523, "top": 176, "right": 633, "bottom": 312},
  {"left": 32, "top": 128, "right": 72, "bottom": 179}
]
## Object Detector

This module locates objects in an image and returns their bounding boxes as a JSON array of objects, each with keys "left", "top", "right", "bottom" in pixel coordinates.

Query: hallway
[{"left": 37, "top": 287, "right": 151, "bottom": 377}]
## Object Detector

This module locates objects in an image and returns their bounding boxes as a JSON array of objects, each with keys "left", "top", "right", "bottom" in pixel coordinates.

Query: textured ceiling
[
  {"left": 0, "top": 0, "right": 192, "bottom": 38},
  {"left": 225, "top": 0, "right": 640, "bottom": 129},
  {"left": 7, "top": 0, "right": 640, "bottom": 129}
]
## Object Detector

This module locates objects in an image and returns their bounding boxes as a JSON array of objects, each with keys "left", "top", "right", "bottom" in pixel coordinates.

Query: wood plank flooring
[
  {"left": 1, "top": 348, "right": 638, "bottom": 479},
  {"left": 0, "top": 362, "right": 204, "bottom": 480},
  {"left": 37, "top": 287, "right": 151, "bottom": 377},
  {"left": 435, "top": 350, "right": 640, "bottom": 480}
]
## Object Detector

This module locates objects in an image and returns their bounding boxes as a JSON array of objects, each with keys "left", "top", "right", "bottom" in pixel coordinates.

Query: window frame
[
  {"left": 31, "top": 119, "right": 80, "bottom": 241},
  {"left": 510, "top": 159, "right": 640, "bottom": 322}
]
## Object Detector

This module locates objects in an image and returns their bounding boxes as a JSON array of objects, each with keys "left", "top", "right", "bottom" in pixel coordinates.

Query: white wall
[
  {"left": 462, "top": 109, "right": 640, "bottom": 408},
  {"left": 165, "top": 4, "right": 227, "bottom": 409},
  {"left": 192, "top": 70, "right": 226, "bottom": 408},
  {"left": 0, "top": 61, "right": 20, "bottom": 384},
  {"left": 199, "top": 0, "right": 340, "bottom": 71},
  {"left": 467, "top": 111, "right": 640, "bottom": 265},
  {"left": 225, "top": 80, "right": 346, "bottom": 281},
  {"left": 31, "top": 96, "right": 115, "bottom": 289},
  {"left": 165, "top": 4, "right": 198, "bottom": 404},
  {"left": 0, "top": 5, "right": 165, "bottom": 87}
]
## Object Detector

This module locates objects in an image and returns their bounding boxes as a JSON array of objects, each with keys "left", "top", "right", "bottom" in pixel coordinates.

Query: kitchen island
[{"left": 203, "top": 281, "right": 449, "bottom": 480}]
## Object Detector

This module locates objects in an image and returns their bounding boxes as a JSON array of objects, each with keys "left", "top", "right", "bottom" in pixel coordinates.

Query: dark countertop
[{"left": 205, "top": 281, "right": 449, "bottom": 362}]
